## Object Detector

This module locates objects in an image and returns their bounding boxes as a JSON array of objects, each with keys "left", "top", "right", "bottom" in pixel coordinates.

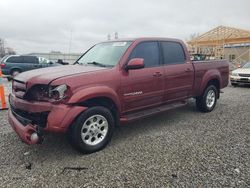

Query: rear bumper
[
  {"left": 8, "top": 94, "right": 87, "bottom": 144},
  {"left": 1, "top": 69, "right": 10, "bottom": 76}
]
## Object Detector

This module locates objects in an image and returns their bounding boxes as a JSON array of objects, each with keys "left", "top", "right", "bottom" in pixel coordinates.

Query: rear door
[
  {"left": 121, "top": 41, "right": 165, "bottom": 113},
  {"left": 22, "top": 56, "right": 41, "bottom": 71},
  {"left": 160, "top": 41, "right": 194, "bottom": 102}
]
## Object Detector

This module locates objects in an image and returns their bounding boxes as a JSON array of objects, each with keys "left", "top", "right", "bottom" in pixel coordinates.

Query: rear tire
[
  {"left": 11, "top": 69, "right": 21, "bottom": 77},
  {"left": 231, "top": 83, "right": 238, "bottom": 87},
  {"left": 68, "top": 106, "right": 115, "bottom": 154},
  {"left": 196, "top": 85, "right": 218, "bottom": 112}
]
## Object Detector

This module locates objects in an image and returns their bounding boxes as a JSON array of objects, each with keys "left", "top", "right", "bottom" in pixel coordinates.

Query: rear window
[
  {"left": 6, "top": 56, "right": 22, "bottom": 63},
  {"left": 161, "top": 42, "right": 185, "bottom": 65},
  {"left": 1, "top": 55, "right": 9, "bottom": 62},
  {"left": 22, "top": 56, "right": 39, "bottom": 64}
]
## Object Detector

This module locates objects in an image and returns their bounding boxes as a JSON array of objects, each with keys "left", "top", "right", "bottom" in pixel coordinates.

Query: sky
[{"left": 0, "top": 0, "right": 250, "bottom": 54}]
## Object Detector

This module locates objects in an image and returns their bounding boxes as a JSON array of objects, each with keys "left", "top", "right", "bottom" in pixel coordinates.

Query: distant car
[
  {"left": 56, "top": 59, "right": 69, "bottom": 65},
  {"left": 0, "top": 55, "right": 60, "bottom": 77},
  {"left": 230, "top": 62, "right": 250, "bottom": 86}
]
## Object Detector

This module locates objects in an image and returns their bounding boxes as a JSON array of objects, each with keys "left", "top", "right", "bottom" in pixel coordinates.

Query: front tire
[
  {"left": 196, "top": 85, "right": 218, "bottom": 112},
  {"left": 68, "top": 106, "right": 115, "bottom": 154}
]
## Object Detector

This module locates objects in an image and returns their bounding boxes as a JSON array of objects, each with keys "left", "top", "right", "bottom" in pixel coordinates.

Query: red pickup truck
[{"left": 8, "top": 38, "right": 229, "bottom": 153}]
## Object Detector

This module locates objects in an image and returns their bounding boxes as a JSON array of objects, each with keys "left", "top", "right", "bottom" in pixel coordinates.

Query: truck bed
[{"left": 192, "top": 60, "right": 229, "bottom": 97}]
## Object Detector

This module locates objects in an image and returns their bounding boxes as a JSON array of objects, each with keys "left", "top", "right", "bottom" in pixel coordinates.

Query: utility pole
[
  {"left": 107, "top": 34, "right": 111, "bottom": 41},
  {"left": 0, "top": 38, "right": 5, "bottom": 58},
  {"left": 114, "top": 32, "right": 118, "bottom": 39},
  {"left": 68, "top": 30, "right": 73, "bottom": 62}
]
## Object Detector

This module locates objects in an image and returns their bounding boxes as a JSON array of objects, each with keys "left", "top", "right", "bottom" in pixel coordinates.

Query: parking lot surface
[{"left": 0, "top": 85, "right": 249, "bottom": 187}]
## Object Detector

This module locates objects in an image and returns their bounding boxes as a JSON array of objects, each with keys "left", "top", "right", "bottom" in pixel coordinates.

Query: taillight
[{"left": 0, "top": 63, "right": 6, "bottom": 68}]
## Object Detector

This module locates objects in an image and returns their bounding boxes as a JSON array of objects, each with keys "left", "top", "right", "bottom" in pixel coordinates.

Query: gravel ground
[{"left": 0, "top": 85, "right": 249, "bottom": 187}]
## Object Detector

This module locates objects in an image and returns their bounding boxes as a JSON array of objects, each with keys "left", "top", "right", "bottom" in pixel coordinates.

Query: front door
[{"left": 121, "top": 41, "right": 164, "bottom": 113}]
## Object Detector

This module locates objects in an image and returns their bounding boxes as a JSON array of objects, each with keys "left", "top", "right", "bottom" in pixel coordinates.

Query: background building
[
  {"left": 28, "top": 51, "right": 82, "bottom": 64},
  {"left": 187, "top": 26, "right": 250, "bottom": 70}
]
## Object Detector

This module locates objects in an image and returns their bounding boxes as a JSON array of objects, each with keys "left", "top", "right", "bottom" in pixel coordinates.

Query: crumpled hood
[
  {"left": 14, "top": 65, "right": 107, "bottom": 85},
  {"left": 232, "top": 68, "right": 250, "bottom": 74}
]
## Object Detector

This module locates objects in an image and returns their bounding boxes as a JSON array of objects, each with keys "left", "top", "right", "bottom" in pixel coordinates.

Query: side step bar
[{"left": 120, "top": 100, "right": 187, "bottom": 123}]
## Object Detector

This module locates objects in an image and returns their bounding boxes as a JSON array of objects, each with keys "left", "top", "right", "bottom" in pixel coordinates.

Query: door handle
[
  {"left": 185, "top": 68, "right": 192, "bottom": 72},
  {"left": 153, "top": 72, "right": 162, "bottom": 77}
]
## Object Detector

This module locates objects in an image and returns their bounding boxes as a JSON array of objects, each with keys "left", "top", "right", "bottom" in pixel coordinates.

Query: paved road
[{"left": 0, "top": 86, "right": 249, "bottom": 187}]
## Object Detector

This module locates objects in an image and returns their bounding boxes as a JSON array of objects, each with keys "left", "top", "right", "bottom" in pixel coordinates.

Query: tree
[
  {"left": 0, "top": 38, "right": 5, "bottom": 57},
  {"left": 189, "top": 33, "right": 200, "bottom": 41},
  {"left": 0, "top": 38, "right": 16, "bottom": 57}
]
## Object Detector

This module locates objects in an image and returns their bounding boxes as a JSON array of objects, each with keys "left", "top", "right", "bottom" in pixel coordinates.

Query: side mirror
[{"left": 126, "top": 58, "right": 144, "bottom": 70}]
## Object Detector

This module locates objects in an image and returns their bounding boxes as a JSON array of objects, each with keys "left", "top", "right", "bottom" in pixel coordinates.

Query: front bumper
[
  {"left": 230, "top": 76, "right": 250, "bottom": 84},
  {"left": 8, "top": 93, "right": 87, "bottom": 145},
  {"left": 8, "top": 109, "right": 39, "bottom": 144}
]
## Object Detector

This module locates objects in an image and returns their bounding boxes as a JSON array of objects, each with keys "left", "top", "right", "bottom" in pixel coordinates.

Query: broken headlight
[
  {"left": 49, "top": 84, "right": 68, "bottom": 101},
  {"left": 25, "top": 84, "right": 69, "bottom": 102}
]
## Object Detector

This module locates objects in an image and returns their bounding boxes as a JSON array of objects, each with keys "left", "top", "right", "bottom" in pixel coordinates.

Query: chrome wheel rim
[
  {"left": 81, "top": 115, "right": 109, "bottom": 146},
  {"left": 206, "top": 90, "right": 215, "bottom": 108}
]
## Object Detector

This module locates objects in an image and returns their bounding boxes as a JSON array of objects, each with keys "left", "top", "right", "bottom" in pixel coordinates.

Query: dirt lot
[{"left": 0, "top": 85, "right": 249, "bottom": 187}]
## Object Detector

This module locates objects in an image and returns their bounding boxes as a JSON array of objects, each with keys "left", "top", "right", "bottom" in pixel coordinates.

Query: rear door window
[
  {"left": 129, "top": 41, "right": 160, "bottom": 67},
  {"left": 161, "top": 42, "right": 186, "bottom": 65},
  {"left": 22, "top": 56, "right": 39, "bottom": 64},
  {"left": 6, "top": 56, "right": 22, "bottom": 63}
]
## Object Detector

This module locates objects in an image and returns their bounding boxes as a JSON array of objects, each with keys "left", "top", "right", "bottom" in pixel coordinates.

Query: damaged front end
[{"left": 8, "top": 79, "right": 87, "bottom": 145}]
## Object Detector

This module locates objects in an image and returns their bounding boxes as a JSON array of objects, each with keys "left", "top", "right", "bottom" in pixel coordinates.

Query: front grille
[
  {"left": 239, "top": 74, "right": 250, "bottom": 77},
  {"left": 12, "top": 79, "right": 27, "bottom": 99},
  {"left": 11, "top": 104, "right": 49, "bottom": 127}
]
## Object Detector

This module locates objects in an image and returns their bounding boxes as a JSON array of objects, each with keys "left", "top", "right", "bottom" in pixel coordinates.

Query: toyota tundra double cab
[{"left": 8, "top": 38, "right": 229, "bottom": 153}]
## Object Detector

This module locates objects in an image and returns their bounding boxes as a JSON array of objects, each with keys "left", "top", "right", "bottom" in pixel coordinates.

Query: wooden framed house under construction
[{"left": 187, "top": 26, "right": 250, "bottom": 69}]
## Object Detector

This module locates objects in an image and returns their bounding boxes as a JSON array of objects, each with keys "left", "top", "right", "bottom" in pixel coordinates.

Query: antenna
[{"left": 68, "top": 30, "right": 73, "bottom": 61}]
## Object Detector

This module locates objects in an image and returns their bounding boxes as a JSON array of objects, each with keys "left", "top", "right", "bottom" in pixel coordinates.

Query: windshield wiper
[{"left": 87, "top": 61, "right": 106, "bottom": 67}]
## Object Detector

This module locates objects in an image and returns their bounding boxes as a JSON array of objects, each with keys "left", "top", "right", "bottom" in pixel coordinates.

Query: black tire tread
[
  {"left": 196, "top": 85, "right": 218, "bottom": 113},
  {"left": 68, "top": 106, "right": 115, "bottom": 154}
]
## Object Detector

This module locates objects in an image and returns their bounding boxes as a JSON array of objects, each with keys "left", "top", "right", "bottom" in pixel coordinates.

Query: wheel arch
[
  {"left": 78, "top": 96, "right": 120, "bottom": 126},
  {"left": 67, "top": 86, "right": 121, "bottom": 126},
  {"left": 206, "top": 79, "right": 220, "bottom": 98},
  {"left": 199, "top": 70, "right": 221, "bottom": 98},
  {"left": 10, "top": 67, "right": 22, "bottom": 74}
]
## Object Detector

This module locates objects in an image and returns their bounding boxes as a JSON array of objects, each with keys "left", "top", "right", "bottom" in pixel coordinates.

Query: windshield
[
  {"left": 242, "top": 62, "right": 250, "bottom": 68},
  {"left": 77, "top": 41, "right": 132, "bottom": 67}
]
